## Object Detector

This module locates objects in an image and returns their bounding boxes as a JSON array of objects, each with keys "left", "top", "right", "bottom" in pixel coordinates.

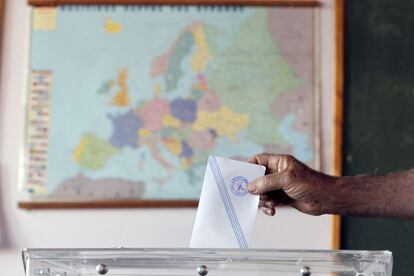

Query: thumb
[{"left": 247, "top": 172, "right": 288, "bottom": 194}]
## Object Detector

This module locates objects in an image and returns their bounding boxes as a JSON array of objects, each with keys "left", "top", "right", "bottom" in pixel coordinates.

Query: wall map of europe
[{"left": 23, "top": 5, "right": 318, "bottom": 200}]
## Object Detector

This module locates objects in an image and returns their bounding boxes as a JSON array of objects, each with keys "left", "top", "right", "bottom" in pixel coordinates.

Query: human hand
[{"left": 247, "top": 154, "right": 336, "bottom": 216}]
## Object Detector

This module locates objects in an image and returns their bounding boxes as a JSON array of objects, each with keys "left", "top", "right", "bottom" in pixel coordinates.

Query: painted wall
[
  {"left": 341, "top": 1, "right": 414, "bottom": 275},
  {"left": 0, "top": 1, "right": 336, "bottom": 275}
]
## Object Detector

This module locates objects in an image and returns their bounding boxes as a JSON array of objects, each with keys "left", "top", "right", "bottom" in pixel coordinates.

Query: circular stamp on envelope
[{"left": 230, "top": 176, "right": 249, "bottom": 196}]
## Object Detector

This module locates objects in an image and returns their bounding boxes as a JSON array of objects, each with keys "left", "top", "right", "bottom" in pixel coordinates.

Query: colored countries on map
[
  {"left": 68, "top": 10, "right": 313, "bottom": 195},
  {"left": 73, "top": 69, "right": 251, "bottom": 172},
  {"left": 28, "top": 6, "right": 316, "bottom": 199}
]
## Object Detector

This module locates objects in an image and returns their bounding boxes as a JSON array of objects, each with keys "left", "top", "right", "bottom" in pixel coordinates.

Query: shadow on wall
[{"left": 0, "top": 166, "right": 11, "bottom": 248}]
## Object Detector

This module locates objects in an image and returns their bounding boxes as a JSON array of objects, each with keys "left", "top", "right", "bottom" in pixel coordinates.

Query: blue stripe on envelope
[{"left": 208, "top": 156, "right": 248, "bottom": 248}]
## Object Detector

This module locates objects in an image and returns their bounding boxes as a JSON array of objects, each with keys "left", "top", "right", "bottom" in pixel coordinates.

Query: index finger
[
  {"left": 247, "top": 153, "right": 271, "bottom": 167},
  {"left": 248, "top": 153, "right": 295, "bottom": 174}
]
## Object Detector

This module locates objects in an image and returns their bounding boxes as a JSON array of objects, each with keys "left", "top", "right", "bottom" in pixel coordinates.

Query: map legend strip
[{"left": 25, "top": 70, "right": 52, "bottom": 194}]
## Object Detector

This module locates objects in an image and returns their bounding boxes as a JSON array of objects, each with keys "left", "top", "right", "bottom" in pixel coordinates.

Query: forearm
[{"left": 325, "top": 169, "right": 414, "bottom": 218}]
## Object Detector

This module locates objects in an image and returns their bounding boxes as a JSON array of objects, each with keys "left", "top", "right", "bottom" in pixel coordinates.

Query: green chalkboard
[{"left": 341, "top": 1, "right": 414, "bottom": 276}]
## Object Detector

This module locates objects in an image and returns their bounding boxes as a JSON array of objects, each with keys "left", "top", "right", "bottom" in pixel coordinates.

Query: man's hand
[
  {"left": 247, "top": 153, "right": 414, "bottom": 218},
  {"left": 247, "top": 154, "right": 336, "bottom": 216}
]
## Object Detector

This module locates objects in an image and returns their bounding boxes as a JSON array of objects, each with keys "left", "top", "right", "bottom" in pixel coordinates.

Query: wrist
[{"left": 320, "top": 175, "right": 343, "bottom": 215}]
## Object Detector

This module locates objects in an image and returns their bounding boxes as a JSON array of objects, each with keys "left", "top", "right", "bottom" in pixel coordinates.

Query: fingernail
[
  {"left": 265, "top": 209, "right": 273, "bottom": 215},
  {"left": 247, "top": 183, "right": 256, "bottom": 192},
  {"left": 265, "top": 201, "right": 273, "bottom": 208}
]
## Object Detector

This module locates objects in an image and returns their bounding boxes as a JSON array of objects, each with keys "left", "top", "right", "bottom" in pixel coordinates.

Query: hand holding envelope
[{"left": 190, "top": 156, "right": 265, "bottom": 248}]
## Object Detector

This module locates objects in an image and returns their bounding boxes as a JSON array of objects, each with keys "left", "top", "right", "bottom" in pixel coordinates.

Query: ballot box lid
[{"left": 22, "top": 248, "right": 393, "bottom": 276}]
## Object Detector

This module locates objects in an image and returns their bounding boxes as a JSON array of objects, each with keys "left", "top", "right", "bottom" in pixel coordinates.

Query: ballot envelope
[{"left": 22, "top": 248, "right": 392, "bottom": 276}]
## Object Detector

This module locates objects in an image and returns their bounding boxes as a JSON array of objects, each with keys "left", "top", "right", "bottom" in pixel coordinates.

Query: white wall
[{"left": 0, "top": 1, "right": 336, "bottom": 275}]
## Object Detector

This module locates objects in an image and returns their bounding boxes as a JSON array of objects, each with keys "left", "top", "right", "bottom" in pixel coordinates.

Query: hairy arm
[
  {"left": 247, "top": 153, "right": 414, "bottom": 218},
  {"left": 327, "top": 170, "right": 414, "bottom": 218}
]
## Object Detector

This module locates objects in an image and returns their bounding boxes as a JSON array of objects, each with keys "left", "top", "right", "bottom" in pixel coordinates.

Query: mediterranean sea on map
[{"left": 26, "top": 5, "right": 317, "bottom": 200}]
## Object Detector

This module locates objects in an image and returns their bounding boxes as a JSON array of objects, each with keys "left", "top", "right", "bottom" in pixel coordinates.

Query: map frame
[{"left": 19, "top": 0, "right": 344, "bottom": 212}]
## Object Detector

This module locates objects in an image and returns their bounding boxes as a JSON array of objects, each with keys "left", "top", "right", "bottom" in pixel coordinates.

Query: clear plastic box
[{"left": 22, "top": 248, "right": 393, "bottom": 276}]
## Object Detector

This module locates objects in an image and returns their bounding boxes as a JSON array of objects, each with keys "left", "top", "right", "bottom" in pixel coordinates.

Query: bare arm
[
  {"left": 247, "top": 153, "right": 414, "bottom": 218},
  {"left": 328, "top": 171, "right": 414, "bottom": 217}
]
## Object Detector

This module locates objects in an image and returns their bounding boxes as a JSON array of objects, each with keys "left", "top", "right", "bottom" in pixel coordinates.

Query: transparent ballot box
[{"left": 22, "top": 248, "right": 393, "bottom": 276}]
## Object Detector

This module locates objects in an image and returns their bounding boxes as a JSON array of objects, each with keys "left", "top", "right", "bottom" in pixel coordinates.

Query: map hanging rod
[
  {"left": 28, "top": 0, "right": 320, "bottom": 7},
  {"left": 58, "top": 5, "right": 246, "bottom": 11}
]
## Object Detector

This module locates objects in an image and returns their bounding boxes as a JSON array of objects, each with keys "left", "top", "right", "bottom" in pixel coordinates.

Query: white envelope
[{"left": 190, "top": 155, "right": 265, "bottom": 248}]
